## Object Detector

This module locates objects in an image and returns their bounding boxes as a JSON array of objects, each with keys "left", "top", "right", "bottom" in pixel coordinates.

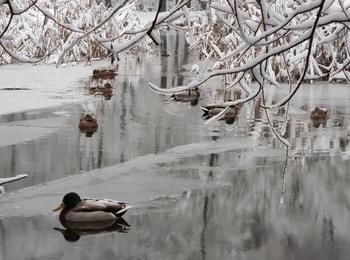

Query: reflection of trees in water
[
  {"left": 241, "top": 210, "right": 268, "bottom": 251},
  {"left": 119, "top": 79, "right": 128, "bottom": 163},
  {"left": 200, "top": 194, "right": 208, "bottom": 260},
  {"left": 3, "top": 152, "right": 350, "bottom": 260},
  {"left": 79, "top": 50, "right": 203, "bottom": 172},
  {"left": 339, "top": 135, "right": 350, "bottom": 152},
  {"left": 140, "top": 149, "right": 350, "bottom": 259},
  {"left": 160, "top": 30, "right": 188, "bottom": 89},
  {"left": 290, "top": 175, "right": 302, "bottom": 209},
  {"left": 0, "top": 219, "right": 6, "bottom": 259},
  {"left": 0, "top": 30, "right": 196, "bottom": 187},
  {"left": 207, "top": 153, "right": 218, "bottom": 181},
  {"left": 129, "top": 79, "right": 136, "bottom": 119},
  {"left": 243, "top": 98, "right": 350, "bottom": 156},
  {"left": 322, "top": 218, "right": 335, "bottom": 246},
  {"left": 280, "top": 148, "right": 289, "bottom": 204}
]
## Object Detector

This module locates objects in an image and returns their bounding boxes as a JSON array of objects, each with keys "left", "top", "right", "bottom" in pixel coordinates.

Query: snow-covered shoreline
[{"left": 0, "top": 62, "right": 107, "bottom": 116}]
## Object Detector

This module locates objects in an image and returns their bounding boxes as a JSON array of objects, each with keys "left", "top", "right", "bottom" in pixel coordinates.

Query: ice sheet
[{"left": 0, "top": 62, "right": 106, "bottom": 115}]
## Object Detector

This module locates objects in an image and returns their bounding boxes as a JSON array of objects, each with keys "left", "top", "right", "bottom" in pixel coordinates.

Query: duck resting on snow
[{"left": 53, "top": 192, "right": 130, "bottom": 222}]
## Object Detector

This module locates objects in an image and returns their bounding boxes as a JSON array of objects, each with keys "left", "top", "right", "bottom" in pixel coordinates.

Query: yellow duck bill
[{"left": 53, "top": 202, "right": 65, "bottom": 212}]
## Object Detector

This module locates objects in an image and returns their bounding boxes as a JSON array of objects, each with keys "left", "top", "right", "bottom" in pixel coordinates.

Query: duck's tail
[
  {"left": 200, "top": 106, "right": 209, "bottom": 113},
  {"left": 164, "top": 94, "right": 176, "bottom": 101},
  {"left": 200, "top": 106, "right": 210, "bottom": 120}
]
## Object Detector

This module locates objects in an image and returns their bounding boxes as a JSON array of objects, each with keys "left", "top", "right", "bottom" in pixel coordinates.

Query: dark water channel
[{"left": 1, "top": 31, "right": 350, "bottom": 259}]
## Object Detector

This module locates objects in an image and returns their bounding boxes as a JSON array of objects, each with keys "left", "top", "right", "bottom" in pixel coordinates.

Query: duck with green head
[{"left": 53, "top": 192, "right": 129, "bottom": 222}]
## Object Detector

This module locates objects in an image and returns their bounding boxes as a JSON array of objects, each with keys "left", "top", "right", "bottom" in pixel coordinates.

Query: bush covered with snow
[
  {"left": 1, "top": 0, "right": 350, "bottom": 86},
  {"left": 0, "top": 0, "right": 143, "bottom": 65}
]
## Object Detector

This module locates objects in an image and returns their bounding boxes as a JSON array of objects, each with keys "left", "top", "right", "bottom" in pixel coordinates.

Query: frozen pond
[{"left": 1, "top": 31, "right": 350, "bottom": 259}]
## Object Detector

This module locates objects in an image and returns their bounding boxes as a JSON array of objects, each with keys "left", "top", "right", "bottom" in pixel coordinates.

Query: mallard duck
[
  {"left": 310, "top": 107, "right": 328, "bottom": 128},
  {"left": 92, "top": 69, "right": 116, "bottom": 79},
  {"left": 201, "top": 104, "right": 239, "bottom": 124},
  {"left": 54, "top": 217, "right": 130, "bottom": 242},
  {"left": 169, "top": 87, "right": 200, "bottom": 106},
  {"left": 79, "top": 114, "right": 98, "bottom": 137},
  {"left": 310, "top": 107, "right": 328, "bottom": 120},
  {"left": 53, "top": 192, "right": 130, "bottom": 222}
]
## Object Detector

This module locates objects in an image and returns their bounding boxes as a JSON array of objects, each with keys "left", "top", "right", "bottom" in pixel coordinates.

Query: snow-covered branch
[{"left": 149, "top": 0, "right": 350, "bottom": 103}]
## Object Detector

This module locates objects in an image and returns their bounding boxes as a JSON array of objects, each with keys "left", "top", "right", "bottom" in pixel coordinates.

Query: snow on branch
[
  {"left": 150, "top": 0, "right": 349, "bottom": 105},
  {"left": 0, "top": 174, "right": 28, "bottom": 185},
  {"left": 0, "top": 0, "right": 148, "bottom": 65},
  {"left": 97, "top": 0, "right": 191, "bottom": 57}
]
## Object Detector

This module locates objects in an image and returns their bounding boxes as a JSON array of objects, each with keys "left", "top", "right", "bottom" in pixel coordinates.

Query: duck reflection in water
[
  {"left": 89, "top": 83, "right": 114, "bottom": 100},
  {"left": 54, "top": 217, "right": 130, "bottom": 242},
  {"left": 100, "top": 83, "right": 114, "bottom": 100},
  {"left": 169, "top": 87, "right": 200, "bottom": 106}
]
